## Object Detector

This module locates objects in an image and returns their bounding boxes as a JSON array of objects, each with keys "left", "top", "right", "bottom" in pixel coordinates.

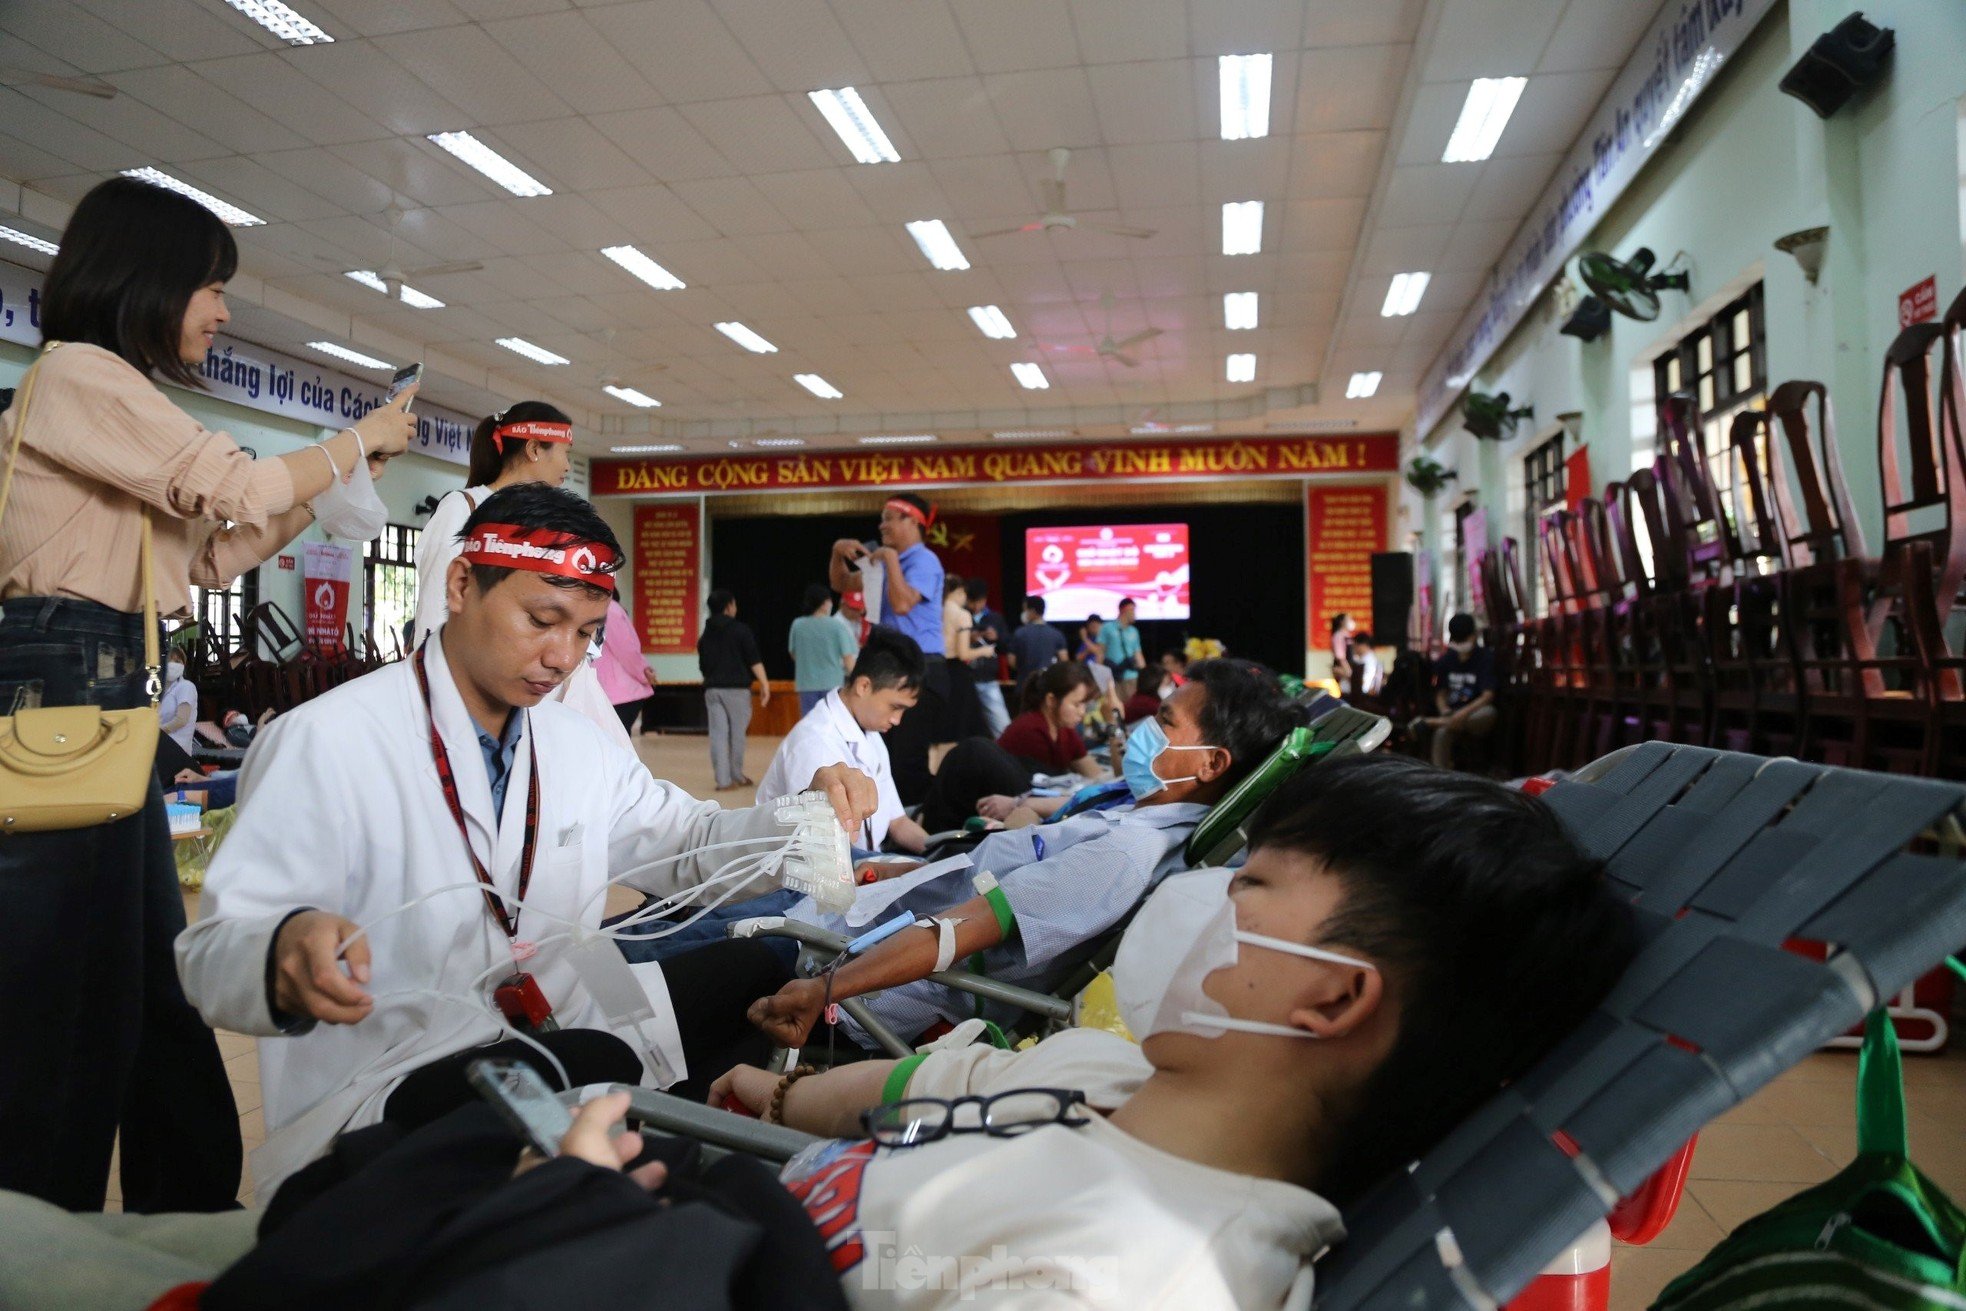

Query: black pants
[
  {"left": 383, "top": 1029, "right": 645, "bottom": 1131},
  {"left": 884, "top": 655, "right": 948, "bottom": 806},
  {"left": 613, "top": 698, "right": 644, "bottom": 735},
  {"left": 920, "top": 736, "right": 1034, "bottom": 833},
  {"left": 0, "top": 597, "right": 242, "bottom": 1212}
]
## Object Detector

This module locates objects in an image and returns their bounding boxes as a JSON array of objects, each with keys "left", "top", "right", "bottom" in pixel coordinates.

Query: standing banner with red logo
[
  {"left": 302, "top": 540, "right": 355, "bottom": 652},
  {"left": 1305, "top": 485, "right": 1388, "bottom": 649},
  {"left": 1564, "top": 444, "right": 1594, "bottom": 512},
  {"left": 1899, "top": 275, "right": 1938, "bottom": 328},
  {"left": 633, "top": 502, "right": 702, "bottom": 655}
]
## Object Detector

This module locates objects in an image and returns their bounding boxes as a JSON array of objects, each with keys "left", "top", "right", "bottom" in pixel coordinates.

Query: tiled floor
[{"left": 143, "top": 730, "right": 1966, "bottom": 1310}]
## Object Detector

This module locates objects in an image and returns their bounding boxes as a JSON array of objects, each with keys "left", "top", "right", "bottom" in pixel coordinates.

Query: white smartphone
[
  {"left": 386, "top": 361, "right": 423, "bottom": 410},
  {"left": 466, "top": 1058, "right": 573, "bottom": 1157}
]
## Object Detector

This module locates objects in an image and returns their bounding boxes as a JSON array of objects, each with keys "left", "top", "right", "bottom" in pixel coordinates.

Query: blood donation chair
[
  {"left": 604, "top": 741, "right": 1966, "bottom": 1309},
  {"left": 736, "top": 701, "right": 1393, "bottom": 1058}
]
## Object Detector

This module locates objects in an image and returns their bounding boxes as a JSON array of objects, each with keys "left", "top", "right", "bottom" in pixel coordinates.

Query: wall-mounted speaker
[{"left": 1780, "top": 13, "right": 1894, "bottom": 118}]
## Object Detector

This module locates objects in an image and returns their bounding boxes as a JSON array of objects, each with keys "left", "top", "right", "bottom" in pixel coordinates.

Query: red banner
[
  {"left": 1564, "top": 445, "right": 1594, "bottom": 512},
  {"left": 632, "top": 503, "right": 701, "bottom": 655},
  {"left": 596, "top": 433, "right": 1397, "bottom": 497},
  {"left": 1305, "top": 486, "right": 1387, "bottom": 649},
  {"left": 302, "top": 541, "right": 354, "bottom": 653}
]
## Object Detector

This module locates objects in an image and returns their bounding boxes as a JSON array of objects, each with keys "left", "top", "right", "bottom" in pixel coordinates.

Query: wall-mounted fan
[
  {"left": 1463, "top": 391, "right": 1533, "bottom": 441},
  {"left": 1576, "top": 247, "right": 1689, "bottom": 322},
  {"left": 970, "top": 149, "right": 1157, "bottom": 242}
]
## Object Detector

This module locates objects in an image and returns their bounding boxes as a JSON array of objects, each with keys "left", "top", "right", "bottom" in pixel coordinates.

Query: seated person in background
[
  {"left": 1417, "top": 613, "right": 1498, "bottom": 771},
  {"left": 930, "top": 661, "right": 1104, "bottom": 831},
  {"left": 0, "top": 756, "right": 1633, "bottom": 1311},
  {"left": 612, "top": 631, "right": 935, "bottom": 966},
  {"left": 219, "top": 706, "right": 274, "bottom": 748},
  {"left": 1120, "top": 668, "right": 1160, "bottom": 725},
  {"left": 741, "top": 659, "right": 1303, "bottom": 1054},
  {"left": 176, "top": 484, "right": 875, "bottom": 1196}
]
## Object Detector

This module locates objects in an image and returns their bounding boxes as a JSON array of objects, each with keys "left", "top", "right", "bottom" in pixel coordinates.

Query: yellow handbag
[{"left": 0, "top": 343, "right": 161, "bottom": 833}]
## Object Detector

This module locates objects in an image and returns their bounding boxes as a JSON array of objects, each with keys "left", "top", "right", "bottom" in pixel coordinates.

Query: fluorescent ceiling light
[
  {"left": 611, "top": 443, "right": 683, "bottom": 454},
  {"left": 496, "top": 337, "right": 569, "bottom": 365},
  {"left": 1346, "top": 371, "right": 1383, "bottom": 399},
  {"left": 859, "top": 434, "right": 937, "bottom": 445},
  {"left": 967, "top": 305, "right": 1017, "bottom": 339},
  {"left": 1226, "top": 352, "right": 1256, "bottom": 383},
  {"left": 1224, "top": 291, "right": 1258, "bottom": 330},
  {"left": 808, "top": 87, "right": 900, "bottom": 164},
  {"left": 1442, "top": 76, "right": 1527, "bottom": 163},
  {"left": 905, "top": 219, "right": 969, "bottom": 271},
  {"left": 993, "top": 429, "right": 1072, "bottom": 440},
  {"left": 1380, "top": 271, "right": 1431, "bottom": 317},
  {"left": 1221, "top": 200, "right": 1263, "bottom": 256},
  {"left": 426, "top": 130, "right": 552, "bottom": 197},
  {"left": 344, "top": 269, "right": 388, "bottom": 294},
  {"left": 307, "top": 341, "right": 390, "bottom": 370},
  {"left": 1131, "top": 423, "right": 1214, "bottom": 436},
  {"left": 120, "top": 167, "right": 264, "bottom": 226},
  {"left": 794, "top": 373, "right": 843, "bottom": 399},
  {"left": 603, "top": 384, "right": 661, "bottom": 408},
  {"left": 0, "top": 224, "right": 58, "bottom": 255},
  {"left": 1010, "top": 362, "right": 1049, "bottom": 390},
  {"left": 1218, "top": 53, "right": 1272, "bottom": 140},
  {"left": 345, "top": 271, "right": 443, "bottom": 308},
  {"left": 714, "top": 321, "right": 778, "bottom": 353},
  {"left": 751, "top": 437, "right": 807, "bottom": 448},
  {"left": 397, "top": 284, "right": 444, "bottom": 309},
  {"left": 221, "top": 0, "right": 332, "bottom": 43},
  {"left": 601, "top": 244, "right": 685, "bottom": 290}
]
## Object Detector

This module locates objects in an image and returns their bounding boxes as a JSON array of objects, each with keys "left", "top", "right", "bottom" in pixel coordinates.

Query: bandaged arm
[{"left": 798, "top": 890, "right": 1008, "bottom": 1008}]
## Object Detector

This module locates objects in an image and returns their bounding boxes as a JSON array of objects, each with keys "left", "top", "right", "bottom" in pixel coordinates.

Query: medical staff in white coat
[
  {"left": 411, "top": 402, "right": 634, "bottom": 754},
  {"left": 178, "top": 485, "right": 875, "bottom": 1194}
]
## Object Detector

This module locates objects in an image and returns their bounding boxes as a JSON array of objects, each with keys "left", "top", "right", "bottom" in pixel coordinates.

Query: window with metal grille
[
  {"left": 192, "top": 568, "right": 258, "bottom": 654},
  {"left": 1521, "top": 430, "right": 1567, "bottom": 613},
  {"left": 1652, "top": 284, "right": 1768, "bottom": 549},
  {"left": 362, "top": 523, "right": 420, "bottom": 659}
]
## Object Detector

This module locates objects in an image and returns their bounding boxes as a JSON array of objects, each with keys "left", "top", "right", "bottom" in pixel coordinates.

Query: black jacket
[{"left": 698, "top": 613, "right": 764, "bottom": 688}]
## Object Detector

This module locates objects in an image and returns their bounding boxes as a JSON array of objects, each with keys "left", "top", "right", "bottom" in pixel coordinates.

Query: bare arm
[
  {"left": 884, "top": 814, "right": 931, "bottom": 853},
  {"left": 828, "top": 538, "right": 865, "bottom": 593},
  {"left": 708, "top": 1061, "right": 899, "bottom": 1137}
]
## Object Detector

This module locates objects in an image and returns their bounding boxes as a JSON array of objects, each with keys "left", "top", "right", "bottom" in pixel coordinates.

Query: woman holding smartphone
[{"left": 0, "top": 176, "right": 417, "bottom": 1213}]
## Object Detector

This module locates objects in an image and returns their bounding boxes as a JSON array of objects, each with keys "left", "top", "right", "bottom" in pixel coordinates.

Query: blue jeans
[
  {"left": 0, "top": 596, "right": 241, "bottom": 1212},
  {"left": 974, "top": 681, "right": 1010, "bottom": 737},
  {"left": 798, "top": 689, "right": 829, "bottom": 717},
  {"left": 612, "top": 886, "right": 803, "bottom": 967}
]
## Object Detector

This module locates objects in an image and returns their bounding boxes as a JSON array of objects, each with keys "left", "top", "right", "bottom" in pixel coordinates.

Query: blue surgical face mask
[{"left": 1123, "top": 715, "right": 1213, "bottom": 801}]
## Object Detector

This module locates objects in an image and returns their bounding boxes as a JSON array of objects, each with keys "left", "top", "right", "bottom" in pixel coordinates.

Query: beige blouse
[{"left": 0, "top": 343, "right": 298, "bottom": 617}]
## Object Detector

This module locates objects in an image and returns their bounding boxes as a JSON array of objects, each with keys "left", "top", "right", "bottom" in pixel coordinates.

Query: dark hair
[
  {"left": 887, "top": 492, "right": 933, "bottom": 523},
  {"left": 459, "top": 484, "right": 622, "bottom": 599},
  {"left": 944, "top": 576, "right": 967, "bottom": 598},
  {"left": 1085, "top": 613, "right": 1104, "bottom": 625},
  {"left": 1448, "top": 612, "right": 1477, "bottom": 643},
  {"left": 1024, "top": 596, "right": 1047, "bottom": 617},
  {"left": 965, "top": 577, "right": 989, "bottom": 604},
  {"left": 706, "top": 589, "right": 736, "bottom": 616},
  {"left": 1160, "top": 647, "right": 1188, "bottom": 666},
  {"left": 468, "top": 401, "right": 572, "bottom": 487},
  {"left": 802, "top": 583, "right": 833, "bottom": 613},
  {"left": 1352, "top": 630, "right": 1375, "bottom": 647},
  {"left": 41, "top": 177, "right": 239, "bottom": 389},
  {"left": 1182, "top": 658, "right": 1300, "bottom": 787},
  {"left": 1118, "top": 597, "right": 1135, "bottom": 612},
  {"left": 1018, "top": 660, "right": 1096, "bottom": 714},
  {"left": 1245, "top": 754, "right": 1635, "bottom": 1206},
  {"left": 1329, "top": 613, "right": 1351, "bottom": 635},
  {"left": 849, "top": 627, "right": 926, "bottom": 692}
]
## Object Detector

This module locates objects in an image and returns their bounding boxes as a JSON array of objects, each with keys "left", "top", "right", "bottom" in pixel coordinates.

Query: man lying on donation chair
[
  {"left": 0, "top": 755, "right": 1635, "bottom": 1311},
  {"left": 634, "top": 659, "right": 1303, "bottom": 1058}
]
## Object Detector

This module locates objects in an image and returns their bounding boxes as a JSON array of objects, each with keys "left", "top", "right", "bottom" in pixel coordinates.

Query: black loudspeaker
[
  {"left": 1561, "top": 296, "right": 1612, "bottom": 342},
  {"left": 1780, "top": 13, "right": 1893, "bottom": 118},
  {"left": 1370, "top": 552, "right": 1413, "bottom": 649}
]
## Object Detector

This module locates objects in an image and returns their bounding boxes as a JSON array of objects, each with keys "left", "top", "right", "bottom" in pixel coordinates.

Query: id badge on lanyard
[{"left": 413, "top": 646, "right": 557, "bottom": 1034}]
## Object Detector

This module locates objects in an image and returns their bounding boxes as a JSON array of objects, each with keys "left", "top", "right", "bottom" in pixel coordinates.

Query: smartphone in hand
[
  {"left": 466, "top": 1058, "right": 573, "bottom": 1157},
  {"left": 387, "top": 361, "right": 424, "bottom": 412}
]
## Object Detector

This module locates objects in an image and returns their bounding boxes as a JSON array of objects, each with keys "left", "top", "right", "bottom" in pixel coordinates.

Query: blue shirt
[
  {"left": 477, "top": 712, "right": 524, "bottom": 827},
  {"left": 879, "top": 542, "right": 946, "bottom": 657},
  {"left": 1106, "top": 621, "right": 1143, "bottom": 669},
  {"left": 1006, "top": 621, "right": 1067, "bottom": 675}
]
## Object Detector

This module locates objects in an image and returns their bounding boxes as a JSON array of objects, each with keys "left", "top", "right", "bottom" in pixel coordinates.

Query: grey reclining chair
[{"left": 1315, "top": 742, "right": 1966, "bottom": 1309}]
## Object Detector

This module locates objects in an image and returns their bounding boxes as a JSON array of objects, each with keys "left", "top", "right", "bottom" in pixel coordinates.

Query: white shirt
[
  {"left": 785, "top": 1029, "right": 1342, "bottom": 1310},
  {"left": 160, "top": 673, "right": 198, "bottom": 755},
  {"left": 757, "top": 690, "right": 903, "bottom": 849},
  {"left": 175, "top": 627, "right": 797, "bottom": 1194}
]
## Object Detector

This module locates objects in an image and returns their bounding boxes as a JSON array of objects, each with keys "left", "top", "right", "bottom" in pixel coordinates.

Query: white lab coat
[
  {"left": 411, "top": 485, "right": 638, "bottom": 754},
  {"left": 177, "top": 627, "right": 795, "bottom": 1194}
]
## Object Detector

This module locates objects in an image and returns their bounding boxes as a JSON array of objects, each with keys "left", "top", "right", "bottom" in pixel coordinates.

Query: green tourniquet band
[
  {"left": 981, "top": 883, "right": 1016, "bottom": 940},
  {"left": 881, "top": 1054, "right": 929, "bottom": 1104}
]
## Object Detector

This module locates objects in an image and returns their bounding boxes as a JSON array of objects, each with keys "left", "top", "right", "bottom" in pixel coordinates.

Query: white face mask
[
  {"left": 165, "top": 660, "right": 185, "bottom": 685},
  {"left": 1112, "top": 868, "right": 1376, "bottom": 1041},
  {"left": 312, "top": 448, "right": 390, "bottom": 541}
]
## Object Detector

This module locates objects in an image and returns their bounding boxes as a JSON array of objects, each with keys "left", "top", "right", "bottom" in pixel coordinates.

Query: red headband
[
  {"left": 460, "top": 523, "right": 618, "bottom": 592},
  {"left": 884, "top": 497, "right": 934, "bottom": 528},
  {"left": 493, "top": 420, "right": 574, "bottom": 451}
]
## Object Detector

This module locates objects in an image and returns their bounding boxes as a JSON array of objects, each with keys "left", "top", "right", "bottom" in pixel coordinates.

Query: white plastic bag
[{"left": 311, "top": 450, "right": 388, "bottom": 541}]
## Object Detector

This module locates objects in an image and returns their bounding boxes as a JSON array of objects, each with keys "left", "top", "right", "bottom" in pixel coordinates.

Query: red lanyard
[{"left": 413, "top": 645, "right": 540, "bottom": 941}]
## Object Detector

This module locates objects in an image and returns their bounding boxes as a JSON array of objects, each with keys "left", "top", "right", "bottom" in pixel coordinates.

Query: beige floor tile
[
  {"left": 1717, "top": 1069, "right": 1858, "bottom": 1128},
  {"left": 231, "top": 1078, "right": 263, "bottom": 1115},
  {"left": 1685, "top": 1122, "right": 1841, "bottom": 1186},
  {"left": 1636, "top": 1191, "right": 1728, "bottom": 1252},
  {"left": 1609, "top": 1244, "right": 1699, "bottom": 1311},
  {"left": 214, "top": 1030, "right": 256, "bottom": 1059},
  {"left": 1687, "top": 1178, "right": 1811, "bottom": 1232}
]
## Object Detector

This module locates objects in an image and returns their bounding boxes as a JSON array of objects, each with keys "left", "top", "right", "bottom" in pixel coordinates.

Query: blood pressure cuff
[{"left": 209, "top": 1102, "right": 846, "bottom": 1311}]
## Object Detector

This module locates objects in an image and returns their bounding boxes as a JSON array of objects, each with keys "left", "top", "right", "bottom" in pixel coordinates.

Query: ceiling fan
[
  {"left": 0, "top": 68, "right": 117, "bottom": 99},
  {"left": 970, "top": 148, "right": 1157, "bottom": 242},
  {"left": 1036, "top": 292, "right": 1163, "bottom": 368},
  {"left": 318, "top": 207, "right": 483, "bottom": 295}
]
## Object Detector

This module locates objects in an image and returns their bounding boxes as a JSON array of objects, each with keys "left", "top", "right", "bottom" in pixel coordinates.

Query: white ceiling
[{"left": 0, "top": 0, "right": 1665, "bottom": 455}]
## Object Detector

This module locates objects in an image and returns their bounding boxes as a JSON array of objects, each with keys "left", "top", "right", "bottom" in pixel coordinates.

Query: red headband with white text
[
  {"left": 459, "top": 523, "right": 618, "bottom": 592},
  {"left": 492, "top": 419, "right": 574, "bottom": 451},
  {"left": 884, "top": 497, "right": 935, "bottom": 528}
]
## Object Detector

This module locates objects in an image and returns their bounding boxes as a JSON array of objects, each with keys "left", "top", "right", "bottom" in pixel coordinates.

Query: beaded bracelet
[{"left": 766, "top": 1063, "right": 818, "bottom": 1125}]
